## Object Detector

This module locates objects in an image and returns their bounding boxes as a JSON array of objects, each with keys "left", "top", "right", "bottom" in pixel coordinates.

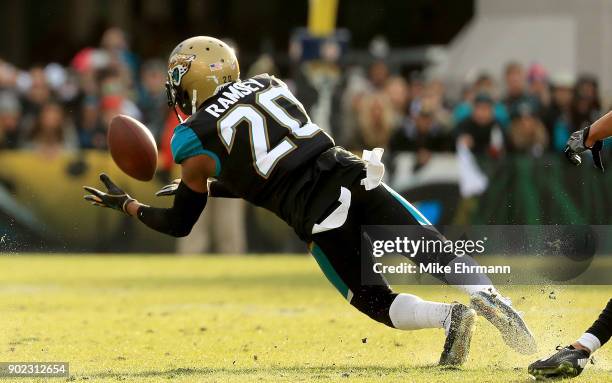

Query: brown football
[{"left": 108, "top": 114, "right": 158, "bottom": 181}]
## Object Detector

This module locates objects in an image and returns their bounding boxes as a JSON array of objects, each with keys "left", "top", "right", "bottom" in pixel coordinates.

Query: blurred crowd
[
  {"left": 1, "top": 26, "right": 607, "bottom": 210},
  {"left": 0, "top": 28, "right": 169, "bottom": 160},
  {"left": 1, "top": 28, "right": 609, "bottom": 253},
  {"left": 0, "top": 28, "right": 605, "bottom": 168},
  {"left": 335, "top": 60, "right": 604, "bottom": 168}
]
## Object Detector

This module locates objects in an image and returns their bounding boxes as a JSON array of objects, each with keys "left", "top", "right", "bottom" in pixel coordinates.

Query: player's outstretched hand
[
  {"left": 83, "top": 173, "right": 135, "bottom": 214},
  {"left": 564, "top": 125, "right": 604, "bottom": 171},
  {"left": 155, "top": 179, "right": 180, "bottom": 197}
]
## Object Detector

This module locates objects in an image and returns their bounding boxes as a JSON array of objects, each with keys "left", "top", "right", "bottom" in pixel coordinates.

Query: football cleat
[
  {"left": 439, "top": 303, "right": 477, "bottom": 366},
  {"left": 528, "top": 346, "right": 590, "bottom": 380},
  {"left": 470, "top": 290, "right": 537, "bottom": 354}
]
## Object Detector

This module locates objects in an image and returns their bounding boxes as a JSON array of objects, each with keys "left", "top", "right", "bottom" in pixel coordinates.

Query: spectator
[
  {"left": 383, "top": 76, "right": 410, "bottom": 125},
  {"left": 0, "top": 59, "right": 18, "bottom": 89},
  {"left": 427, "top": 78, "right": 453, "bottom": 109},
  {"left": 338, "top": 66, "right": 371, "bottom": 147},
  {"left": 421, "top": 80, "right": 452, "bottom": 131},
  {"left": 453, "top": 73, "right": 509, "bottom": 127},
  {"left": 453, "top": 80, "right": 477, "bottom": 125},
  {"left": 503, "top": 61, "right": 539, "bottom": 119},
  {"left": 353, "top": 93, "right": 396, "bottom": 150},
  {"left": 98, "top": 67, "right": 141, "bottom": 119},
  {"left": 408, "top": 71, "right": 426, "bottom": 117},
  {"left": 70, "top": 48, "right": 108, "bottom": 143},
  {"left": 575, "top": 74, "right": 601, "bottom": 106},
  {"left": 456, "top": 93, "right": 504, "bottom": 157},
  {"left": 390, "top": 107, "right": 452, "bottom": 170},
  {"left": 527, "top": 63, "right": 550, "bottom": 110},
  {"left": 21, "top": 66, "right": 54, "bottom": 126},
  {"left": 26, "top": 101, "right": 77, "bottom": 156},
  {"left": 571, "top": 74, "right": 602, "bottom": 131},
  {"left": 80, "top": 63, "right": 143, "bottom": 149},
  {"left": 0, "top": 91, "right": 22, "bottom": 149},
  {"left": 368, "top": 60, "right": 389, "bottom": 90},
  {"left": 76, "top": 93, "right": 102, "bottom": 148},
  {"left": 138, "top": 59, "right": 168, "bottom": 140},
  {"left": 98, "top": 96, "right": 124, "bottom": 149},
  {"left": 508, "top": 101, "right": 548, "bottom": 156},
  {"left": 100, "top": 27, "right": 138, "bottom": 87},
  {"left": 473, "top": 72, "right": 497, "bottom": 96},
  {"left": 543, "top": 73, "right": 575, "bottom": 152}
]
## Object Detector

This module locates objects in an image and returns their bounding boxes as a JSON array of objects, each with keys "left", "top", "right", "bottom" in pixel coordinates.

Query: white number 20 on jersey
[{"left": 217, "top": 84, "right": 322, "bottom": 178}]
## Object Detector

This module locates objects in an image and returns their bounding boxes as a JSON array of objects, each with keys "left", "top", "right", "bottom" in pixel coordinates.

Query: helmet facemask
[{"left": 165, "top": 79, "right": 187, "bottom": 123}]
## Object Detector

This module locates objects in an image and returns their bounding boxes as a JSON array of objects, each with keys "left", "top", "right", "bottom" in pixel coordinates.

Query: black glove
[
  {"left": 156, "top": 179, "right": 180, "bottom": 197},
  {"left": 83, "top": 173, "right": 135, "bottom": 214},
  {"left": 564, "top": 125, "right": 604, "bottom": 171}
]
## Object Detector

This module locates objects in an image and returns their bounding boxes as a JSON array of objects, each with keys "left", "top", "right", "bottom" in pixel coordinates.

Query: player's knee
[
  {"left": 387, "top": 293, "right": 425, "bottom": 330},
  {"left": 350, "top": 286, "right": 397, "bottom": 327}
]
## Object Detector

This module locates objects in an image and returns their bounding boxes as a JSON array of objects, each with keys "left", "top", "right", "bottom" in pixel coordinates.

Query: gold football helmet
[{"left": 166, "top": 36, "right": 240, "bottom": 116}]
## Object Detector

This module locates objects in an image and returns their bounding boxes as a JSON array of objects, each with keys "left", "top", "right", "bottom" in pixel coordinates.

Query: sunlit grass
[{"left": 0, "top": 255, "right": 610, "bottom": 382}]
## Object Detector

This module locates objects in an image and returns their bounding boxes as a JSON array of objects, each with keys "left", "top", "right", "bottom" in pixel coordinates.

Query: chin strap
[
  {"left": 172, "top": 106, "right": 185, "bottom": 124},
  {"left": 192, "top": 89, "right": 198, "bottom": 115},
  {"left": 169, "top": 89, "right": 197, "bottom": 122}
]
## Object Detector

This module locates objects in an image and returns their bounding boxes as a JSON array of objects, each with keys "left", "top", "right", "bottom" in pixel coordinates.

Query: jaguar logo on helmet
[{"left": 168, "top": 54, "right": 196, "bottom": 86}]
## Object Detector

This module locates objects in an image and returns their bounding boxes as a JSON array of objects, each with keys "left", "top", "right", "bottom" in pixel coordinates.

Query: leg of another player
[
  {"left": 575, "top": 298, "right": 612, "bottom": 353},
  {"left": 528, "top": 299, "right": 611, "bottom": 379}
]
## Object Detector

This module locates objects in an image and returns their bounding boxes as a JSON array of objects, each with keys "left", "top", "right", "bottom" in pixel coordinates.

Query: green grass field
[{"left": 0, "top": 255, "right": 610, "bottom": 382}]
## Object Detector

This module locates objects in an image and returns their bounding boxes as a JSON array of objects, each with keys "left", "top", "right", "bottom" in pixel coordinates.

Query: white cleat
[{"left": 470, "top": 290, "right": 537, "bottom": 355}]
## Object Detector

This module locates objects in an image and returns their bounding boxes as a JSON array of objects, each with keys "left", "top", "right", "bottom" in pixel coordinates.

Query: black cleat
[
  {"left": 470, "top": 290, "right": 537, "bottom": 354},
  {"left": 439, "top": 303, "right": 477, "bottom": 366},
  {"left": 528, "top": 346, "right": 590, "bottom": 380}
]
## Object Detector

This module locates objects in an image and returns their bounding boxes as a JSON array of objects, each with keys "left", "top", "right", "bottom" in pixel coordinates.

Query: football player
[
  {"left": 83, "top": 36, "right": 536, "bottom": 366},
  {"left": 528, "top": 106, "right": 612, "bottom": 378},
  {"left": 528, "top": 299, "right": 611, "bottom": 379},
  {"left": 564, "top": 109, "right": 612, "bottom": 170}
]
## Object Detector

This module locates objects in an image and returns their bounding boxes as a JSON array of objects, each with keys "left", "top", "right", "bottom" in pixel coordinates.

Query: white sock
[
  {"left": 446, "top": 257, "right": 496, "bottom": 296},
  {"left": 577, "top": 333, "right": 601, "bottom": 354},
  {"left": 389, "top": 293, "right": 453, "bottom": 333}
]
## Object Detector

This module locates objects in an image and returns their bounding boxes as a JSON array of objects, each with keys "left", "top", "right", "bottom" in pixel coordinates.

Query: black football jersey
[{"left": 171, "top": 74, "right": 338, "bottom": 236}]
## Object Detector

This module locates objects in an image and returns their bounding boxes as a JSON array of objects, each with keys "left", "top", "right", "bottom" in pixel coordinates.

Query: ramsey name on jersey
[{"left": 204, "top": 79, "right": 266, "bottom": 118}]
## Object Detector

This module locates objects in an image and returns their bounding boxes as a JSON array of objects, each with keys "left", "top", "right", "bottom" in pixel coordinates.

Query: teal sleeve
[{"left": 170, "top": 124, "right": 221, "bottom": 175}]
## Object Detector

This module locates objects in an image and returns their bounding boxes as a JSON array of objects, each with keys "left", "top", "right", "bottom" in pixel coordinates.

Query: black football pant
[
  {"left": 586, "top": 299, "right": 612, "bottom": 346},
  {"left": 308, "top": 179, "right": 457, "bottom": 328}
]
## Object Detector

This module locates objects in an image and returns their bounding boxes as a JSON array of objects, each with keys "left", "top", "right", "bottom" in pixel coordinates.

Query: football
[{"left": 107, "top": 114, "right": 158, "bottom": 181}]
